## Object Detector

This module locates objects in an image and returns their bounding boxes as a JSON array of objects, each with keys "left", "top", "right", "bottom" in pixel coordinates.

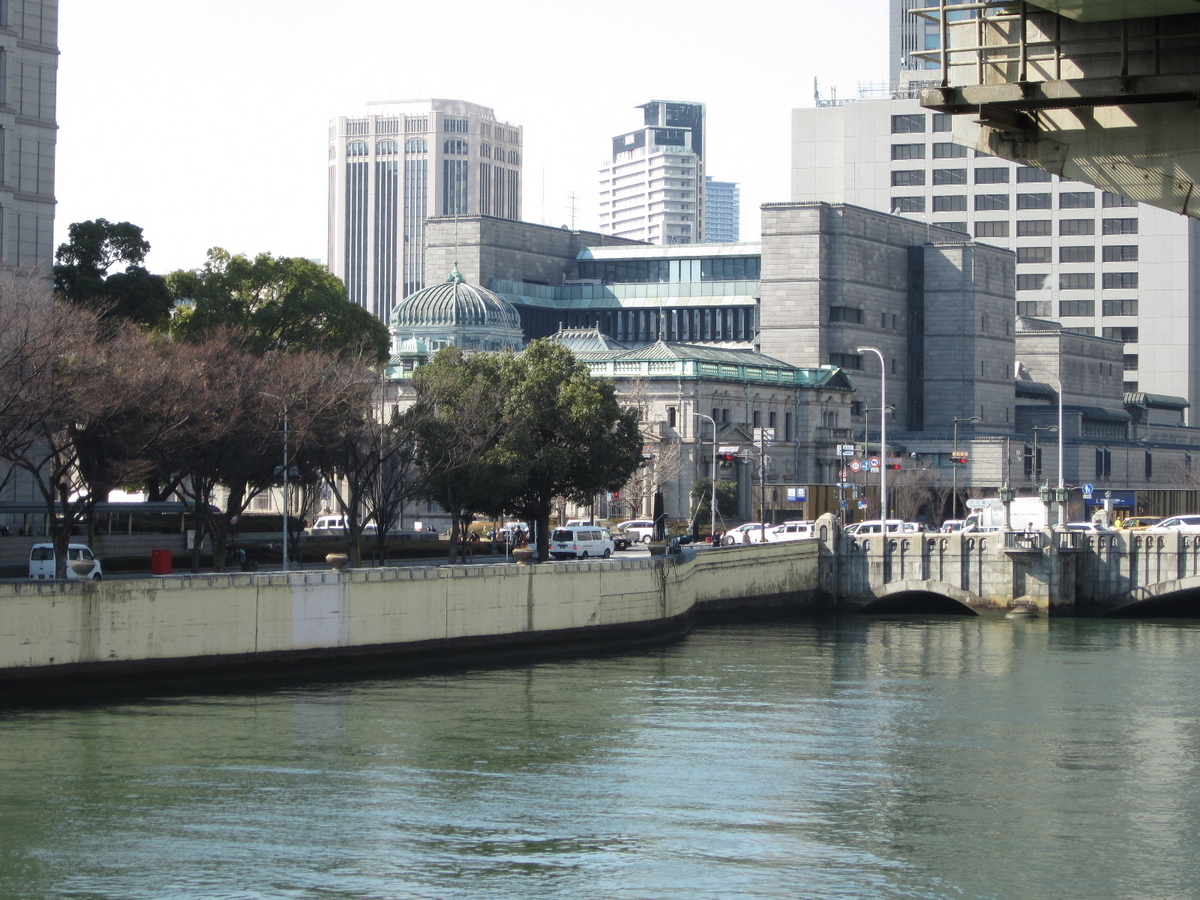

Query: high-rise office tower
[
  {"left": 1, "top": 1, "right": 57, "bottom": 269},
  {"left": 705, "top": 177, "right": 740, "bottom": 243},
  {"left": 599, "top": 100, "right": 705, "bottom": 245},
  {"left": 327, "top": 99, "right": 523, "bottom": 323}
]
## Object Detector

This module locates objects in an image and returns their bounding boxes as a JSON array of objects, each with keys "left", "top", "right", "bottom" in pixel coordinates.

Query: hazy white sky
[{"left": 55, "top": 0, "right": 889, "bottom": 274}]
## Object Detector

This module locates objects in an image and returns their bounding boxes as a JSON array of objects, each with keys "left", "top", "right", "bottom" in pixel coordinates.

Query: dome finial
[{"left": 445, "top": 262, "right": 465, "bottom": 283}]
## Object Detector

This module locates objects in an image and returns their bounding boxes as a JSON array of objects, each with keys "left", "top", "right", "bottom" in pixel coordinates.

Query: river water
[{"left": 3, "top": 616, "right": 1200, "bottom": 899}]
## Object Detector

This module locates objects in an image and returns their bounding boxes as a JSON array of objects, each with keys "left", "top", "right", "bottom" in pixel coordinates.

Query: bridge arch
[
  {"left": 857, "top": 579, "right": 982, "bottom": 616},
  {"left": 1108, "top": 574, "right": 1200, "bottom": 616}
]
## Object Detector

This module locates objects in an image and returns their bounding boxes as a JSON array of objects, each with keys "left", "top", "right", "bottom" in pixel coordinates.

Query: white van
[
  {"left": 29, "top": 543, "right": 102, "bottom": 580},
  {"left": 549, "top": 526, "right": 615, "bottom": 560},
  {"left": 618, "top": 519, "right": 656, "bottom": 544},
  {"left": 309, "top": 515, "right": 377, "bottom": 537},
  {"left": 764, "top": 521, "right": 814, "bottom": 543}
]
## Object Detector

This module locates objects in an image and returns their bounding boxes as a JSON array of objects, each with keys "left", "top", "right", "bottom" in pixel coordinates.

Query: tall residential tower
[
  {"left": 327, "top": 99, "right": 523, "bottom": 323},
  {"left": 599, "top": 100, "right": 705, "bottom": 245}
]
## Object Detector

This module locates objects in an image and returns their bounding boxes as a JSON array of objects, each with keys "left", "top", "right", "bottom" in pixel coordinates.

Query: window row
[
  {"left": 1016, "top": 272, "right": 1140, "bottom": 291},
  {"left": 890, "top": 113, "right": 952, "bottom": 134},
  {"left": 971, "top": 219, "right": 1139, "bottom": 238},
  {"left": 1017, "top": 299, "right": 1140, "bottom": 318},
  {"left": 1016, "top": 245, "right": 1139, "bottom": 263}
]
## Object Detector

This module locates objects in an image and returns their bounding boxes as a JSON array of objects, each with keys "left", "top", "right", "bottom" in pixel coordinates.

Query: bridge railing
[{"left": 1004, "top": 531, "right": 1041, "bottom": 551}]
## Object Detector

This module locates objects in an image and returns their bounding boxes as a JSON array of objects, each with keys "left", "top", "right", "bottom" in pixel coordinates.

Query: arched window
[
  {"left": 443, "top": 139, "right": 469, "bottom": 155},
  {"left": 405, "top": 139, "right": 428, "bottom": 153},
  {"left": 376, "top": 140, "right": 399, "bottom": 155},
  {"left": 508, "top": 149, "right": 519, "bottom": 164},
  {"left": 346, "top": 141, "right": 368, "bottom": 156}
]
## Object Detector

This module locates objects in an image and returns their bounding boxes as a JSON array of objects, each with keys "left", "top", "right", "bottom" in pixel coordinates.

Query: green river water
[{"left": 1, "top": 616, "right": 1199, "bottom": 899}]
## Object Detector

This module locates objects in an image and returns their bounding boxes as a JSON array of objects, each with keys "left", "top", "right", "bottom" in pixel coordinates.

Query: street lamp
[
  {"left": 951, "top": 415, "right": 981, "bottom": 520},
  {"left": 1023, "top": 365, "right": 1066, "bottom": 525},
  {"left": 857, "top": 347, "right": 888, "bottom": 521},
  {"left": 694, "top": 412, "right": 718, "bottom": 543},
  {"left": 260, "top": 392, "right": 290, "bottom": 572},
  {"left": 1031, "top": 425, "right": 1057, "bottom": 486}
]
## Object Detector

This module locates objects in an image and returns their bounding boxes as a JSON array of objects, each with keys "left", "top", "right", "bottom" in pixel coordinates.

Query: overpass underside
[{"left": 916, "top": 2, "right": 1200, "bottom": 218}]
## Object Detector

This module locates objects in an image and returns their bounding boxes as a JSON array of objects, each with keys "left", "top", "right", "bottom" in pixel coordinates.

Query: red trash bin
[{"left": 150, "top": 548, "right": 173, "bottom": 575}]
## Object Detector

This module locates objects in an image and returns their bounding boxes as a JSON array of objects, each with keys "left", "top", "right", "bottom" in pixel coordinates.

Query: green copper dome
[{"left": 389, "top": 265, "right": 521, "bottom": 331}]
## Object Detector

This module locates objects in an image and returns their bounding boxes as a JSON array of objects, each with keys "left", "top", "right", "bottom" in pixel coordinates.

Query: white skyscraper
[
  {"left": 705, "top": 177, "right": 740, "bottom": 243},
  {"left": 328, "top": 99, "right": 523, "bottom": 323},
  {"left": 599, "top": 100, "right": 705, "bottom": 245}
]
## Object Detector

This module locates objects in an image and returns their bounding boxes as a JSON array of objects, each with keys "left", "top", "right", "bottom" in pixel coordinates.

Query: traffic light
[
  {"left": 886, "top": 463, "right": 901, "bottom": 470},
  {"left": 951, "top": 457, "right": 968, "bottom": 465},
  {"left": 719, "top": 453, "right": 736, "bottom": 468}
]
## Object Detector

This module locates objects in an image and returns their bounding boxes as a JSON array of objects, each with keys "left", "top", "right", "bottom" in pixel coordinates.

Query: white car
[
  {"left": 29, "top": 543, "right": 102, "bottom": 580},
  {"left": 1157, "top": 515, "right": 1200, "bottom": 532},
  {"left": 618, "top": 519, "right": 656, "bottom": 544},
  {"left": 764, "top": 520, "right": 815, "bottom": 542},
  {"left": 723, "top": 523, "right": 771, "bottom": 545},
  {"left": 1061, "top": 522, "right": 1110, "bottom": 532}
]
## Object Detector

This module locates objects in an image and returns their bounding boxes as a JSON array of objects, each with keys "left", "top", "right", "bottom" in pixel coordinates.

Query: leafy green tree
[
  {"left": 409, "top": 348, "right": 519, "bottom": 563},
  {"left": 54, "top": 219, "right": 172, "bottom": 328},
  {"left": 167, "top": 248, "right": 389, "bottom": 363},
  {"left": 497, "top": 340, "right": 642, "bottom": 562}
]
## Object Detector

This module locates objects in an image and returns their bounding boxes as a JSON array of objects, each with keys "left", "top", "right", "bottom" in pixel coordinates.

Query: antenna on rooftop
[{"left": 565, "top": 192, "right": 578, "bottom": 231}]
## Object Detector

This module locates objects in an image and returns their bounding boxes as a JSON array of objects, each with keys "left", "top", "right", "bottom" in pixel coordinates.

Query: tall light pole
[
  {"left": 952, "top": 415, "right": 981, "bottom": 520},
  {"left": 1026, "top": 366, "right": 1067, "bottom": 525},
  {"left": 694, "top": 412, "right": 717, "bottom": 543},
  {"left": 857, "top": 347, "right": 888, "bottom": 522},
  {"left": 261, "top": 392, "right": 289, "bottom": 572}
]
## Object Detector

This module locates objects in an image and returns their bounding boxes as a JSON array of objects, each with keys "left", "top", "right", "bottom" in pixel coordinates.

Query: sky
[{"left": 55, "top": 0, "right": 891, "bottom": 275}]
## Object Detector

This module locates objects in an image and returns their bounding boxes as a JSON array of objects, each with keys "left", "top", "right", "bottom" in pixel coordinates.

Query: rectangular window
[
  {"left": 1060, "top": 219, "right": 1095, "bottom": 236},
  {"left": 891, "top": 143, "right": 925, "bottom": 160},
  {"left": 1017, "top": 273, "right": 1048, "bottom": 291},
  {"left": 1016, "top": 300, "right": 1051, "bottom": 317},
  {"left": 829, "top": 353, "right": 862, "bottom": 369},
  {"left": 667, "top": 406, "right": 676, "bottom": 428},
  {"left": 1123, "top": 354, "right": 1139, "bottom": 371},
  {"left": 1059, "top": 299, "right": 1095, "bottom": 317},
  {"left": 752, "top": 410, "right": 761, "bottom": 427},
  {"left": 932, "top": 168, "right": 967, "bottom": 185},
  {"left": 932, "top": 142, "right": 968, "bottom": 158},
  {"left": 1016, "top": 219, "right": 1051, "bottom": 236},
  {"left": 939, "top": 222, "right": 968, "bottom": 234},
  {"left": 891, "top": 170, "right": 925, "bottom": 186},
  {"left": 1102, "top": 191, "right": 1136, "bottom": 208},
  {"left": 1016, "top": 247, "right": 1051, "bottom": 264},
  {"left": 1103, "top": 298, "right": 1139, "bottom": 316},
  {"left": 975, "top": 220, "right": 1009, "bottom": 238},
  {"left": 1060, "top": 192, "right": 1096, "bottom": 209},
  {"left": 1102, "top": 245, "right": 1138, "bottom": 262},
  {"left": 1016, "top": 166, "right": 1052, "bottom": 182},
  {"left": 1060, "top": 273, "right": 1095, "bottom": 290},
  {"left": 932, "top": 194, "right": 967, "bottom": 212},
  {"left": 974, "top": 167, "right": 1010, "bottom": 184},
  {"left": 892, "top": 196, "right": 925, "bottom": 213},
  {"left": 1103, "top": 218, "right": 1138, "bottom": 234},
  {"left": 1103, "top": 272, "right": 1139, "bottom": 289},
  {"left": 1065, "top": 326, "right": 1095, "bottom": 335},
  {"left": 829, "top": 305, "right": 863, "bottom": 323},
  {"left": 1102, "top": 327, "right": 1138, "bottom": 342},
  {"left": 768, "top": 411, "right": 777, "bottom": 429},
  {"left": 975, "top": 194, "right": 1009, "bottom": 211},
  {"left": 932, "top": 113, "right": 952, "bottom": 133},
  {"left": 891, "top": 114, "right": 926, "bottom": 134},
  {"left": 785, "top": 412, "right": 793, "bottom": 442},
  {"left": 1059, "top": 245, "right": 1095, "bottom": 263},
  {"left": 1017, "top": 193, "right": 1051, "bottom": 209}
]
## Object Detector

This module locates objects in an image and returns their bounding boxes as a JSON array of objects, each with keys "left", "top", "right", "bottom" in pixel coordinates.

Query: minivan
[
  {"left": 309, "top": 515, "right": 377, "bottom": 537},
  {"left": 29, "top": 543, "right": 102, "bottom": 580},
  {"left": 549, "top": 527, "right": 615, "bottom": 560}
]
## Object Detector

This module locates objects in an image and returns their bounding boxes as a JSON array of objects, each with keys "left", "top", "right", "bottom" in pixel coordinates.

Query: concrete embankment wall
[{"left": 0, "top": 542, "right": 822, "bottom": 690}]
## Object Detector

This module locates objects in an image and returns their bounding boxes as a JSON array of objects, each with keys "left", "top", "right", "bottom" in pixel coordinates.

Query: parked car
[
  {"left": 846, "top": 519, "right": 912, "bottom": 535},
  {"left": 549, "top": 526, "right": 615, "bottom": 560},
  {"left": 1061, "top": 522, "right": 1110, "bottom": 533},
  {"left": 29, "top": 543, "right": 102, "bottom": 580},
  {"left": 309, "top": 515, "right": 376, "bottom": 537},
  {"left": 618, "top": 519, "right": 656, "bottom": 544},
  {"left": 941, "top": 520, "right": 969, "bottom": 533},
  {"left": 764, "top": 520, "right": 815, "bottom": 542},
  {"left": 1156, "top": 515, "right": 1200, "bottom": 531},
  {"left": 723, "top": 523, "right": 771, "bottom": 545}
]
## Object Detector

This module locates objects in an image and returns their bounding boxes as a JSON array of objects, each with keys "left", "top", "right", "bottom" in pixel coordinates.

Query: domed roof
[{"left": 390, "top": 265, "right": 521, "bottom": 331}]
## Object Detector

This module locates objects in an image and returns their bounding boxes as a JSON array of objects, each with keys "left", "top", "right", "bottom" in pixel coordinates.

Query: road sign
[
  {"left": 838, "top": 444, "right": 856, "bottom": 456},
  {"left": 838, "top": 482, "right": 852, "bottom": 489},
  {"left": 950, "top": 451, "right": 969, "bottom": 460},
  {"left": 839, "top": 469, "right": 847, "bottom": 480},
  {"left": 718, "top": 445, "right": 741, "bottom": 454},
  {"left": 869, "top": 456, "right": 880, "bottom": 469},
  {"left": 850, "top": 460, "right": 862, "bottom": 472},
  {"left": 965, "top": 499, "right": 990, "bottom": 509},
  {"left": 1082, "top": 483, "right": 1094, "bottom": 497}
]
